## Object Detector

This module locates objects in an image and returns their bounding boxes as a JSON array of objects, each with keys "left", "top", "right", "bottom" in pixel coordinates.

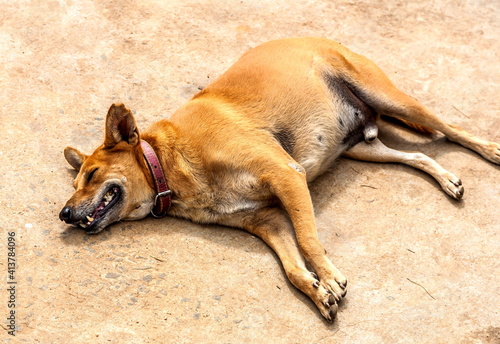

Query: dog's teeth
[
  {"left": 86, "top": 216, "right": 94, "bottom": 222},
  {"left": 104, "top": 201, "right": 109, "bottom": 206},
  {"left": 104, "top": 192, "right": 113, "bottom": 202}
]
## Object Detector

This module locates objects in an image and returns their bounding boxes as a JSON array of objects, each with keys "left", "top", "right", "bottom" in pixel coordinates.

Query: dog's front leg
[
  {"left": 261, "top": 163, "right": 348, "bottom": 305},
  {"left": 222, "top": 207, "right": 340, "bottom": 322}
]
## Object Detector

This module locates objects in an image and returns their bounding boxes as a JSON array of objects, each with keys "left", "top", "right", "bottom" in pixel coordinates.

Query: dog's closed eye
[{"left": 87, "top": 168, "right": 98, "bottom": 183}]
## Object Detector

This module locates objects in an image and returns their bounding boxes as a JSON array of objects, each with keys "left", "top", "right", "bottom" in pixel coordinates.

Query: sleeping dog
[{"left": 60, "top": 38, "right": 500, "bottom": 321}]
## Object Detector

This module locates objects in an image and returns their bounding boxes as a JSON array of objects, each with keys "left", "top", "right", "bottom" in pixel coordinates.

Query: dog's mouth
[{"left": 78, "top": 185, "right": 122, "bottom": 231}]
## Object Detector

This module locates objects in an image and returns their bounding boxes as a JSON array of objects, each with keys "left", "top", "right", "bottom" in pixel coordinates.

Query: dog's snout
[{"left": 59, "top": 206, "right": 73, "bottom": 222}]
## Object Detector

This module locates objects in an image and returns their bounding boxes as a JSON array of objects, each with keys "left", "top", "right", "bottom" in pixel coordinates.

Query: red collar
[{"left": 141, "top": 140, "right": 172, "bottom": 218}]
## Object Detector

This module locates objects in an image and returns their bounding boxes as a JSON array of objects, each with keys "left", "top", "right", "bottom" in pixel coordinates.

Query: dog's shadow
[{"left": 59, "top": 205, "right": 343, "bottom": 326}]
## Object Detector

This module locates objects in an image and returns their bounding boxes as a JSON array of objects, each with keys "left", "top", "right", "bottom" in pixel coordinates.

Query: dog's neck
[
  {"left": 140, "top": 140, "right": 172, "bottom": 217},
  {"left": 141, "top": 120, "right": 206, "bottom": 201}
]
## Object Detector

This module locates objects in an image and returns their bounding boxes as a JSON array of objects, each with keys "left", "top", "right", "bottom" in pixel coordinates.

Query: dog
[{"left": 59, "top": 37, "right": 500, "bottom": 322}]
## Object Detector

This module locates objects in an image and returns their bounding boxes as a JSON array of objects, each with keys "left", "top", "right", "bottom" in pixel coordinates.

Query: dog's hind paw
[
  {"left": 481, "top": 142, "right": 500, "bottom": 165},
  {"left": 439, "top": 173, "right": 464, "bottom": 200}
]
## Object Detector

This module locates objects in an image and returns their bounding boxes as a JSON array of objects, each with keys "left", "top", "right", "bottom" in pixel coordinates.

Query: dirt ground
[{"left": 1, "top": 0, "right": 499, "bottom": 343}]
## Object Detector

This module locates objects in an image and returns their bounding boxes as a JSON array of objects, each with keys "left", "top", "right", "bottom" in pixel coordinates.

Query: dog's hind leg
[
  {"left": 223, "top": 207, "right": 341, "bottom": 322},
  {"left": 332, "top": 49, "right": 500, "bottom": 164},
  {"left": 343, "top": 138, "right": 464, "bottom": 199}
]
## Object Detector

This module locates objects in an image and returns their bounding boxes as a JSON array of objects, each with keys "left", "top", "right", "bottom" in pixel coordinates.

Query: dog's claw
[
  {"left": 326, "top": 303, "right": 338, "bottom": 323},
  {"left": 328, "top": 293, "right": 337, "bottom": 306},
  {"left": 312, "top": 280, "right": 320, "bottom": 288},
  {"left": 323, "top": 294, "right": 337, "bottom": 308}
]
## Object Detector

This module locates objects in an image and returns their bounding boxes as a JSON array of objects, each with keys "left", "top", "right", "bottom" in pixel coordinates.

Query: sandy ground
[{"left": 1, "top": 0, "right": 499, "bottom": 343}]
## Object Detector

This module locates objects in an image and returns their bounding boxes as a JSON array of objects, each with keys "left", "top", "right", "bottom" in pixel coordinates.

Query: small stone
[
  {"left": 142, "top": 275, "right": 153, "bottom": 282},
  {"left": 105, "top": 272, "right": 120, "bottom": 279}
]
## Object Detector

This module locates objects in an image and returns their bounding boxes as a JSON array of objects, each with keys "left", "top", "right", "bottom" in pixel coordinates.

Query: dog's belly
[
  {"left": 284, "top": 106, "right": 371, "bottom": 182},
  {"left": 170, "top": 198, "right": 268, "bottom": 224},
  {"left": 273, "top": 78, "right": 376, "bottom": 181}
]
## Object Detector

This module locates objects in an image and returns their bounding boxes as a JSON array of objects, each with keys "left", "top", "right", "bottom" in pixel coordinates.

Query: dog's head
[{"left": 59, "top": 104, "right": 155, "bottom": 234}]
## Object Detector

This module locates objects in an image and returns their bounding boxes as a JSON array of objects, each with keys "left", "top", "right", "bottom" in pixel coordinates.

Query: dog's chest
[{"left": 169, "top": 170, "right": 271, "bottom": 223}]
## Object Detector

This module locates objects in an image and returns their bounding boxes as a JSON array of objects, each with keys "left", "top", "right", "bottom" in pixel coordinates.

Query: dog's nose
[{"left": 59, "top": 206, "right": 73, "bottom": 222}]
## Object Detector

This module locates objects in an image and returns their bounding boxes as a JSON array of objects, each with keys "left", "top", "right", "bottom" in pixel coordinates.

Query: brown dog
[{"left": 60, "top": 37, "right": 500, "bottom": 321}]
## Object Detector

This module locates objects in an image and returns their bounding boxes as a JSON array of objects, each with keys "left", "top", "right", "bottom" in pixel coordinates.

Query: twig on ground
[
  {"left": 452, "top": 105, "right": 470, "bottom": 118},
  {"left": 150, "top": 255, "right": 166, "bottom": 262},
  {"left": 407, "top": 278, "right": 435, "bottom": 300}
]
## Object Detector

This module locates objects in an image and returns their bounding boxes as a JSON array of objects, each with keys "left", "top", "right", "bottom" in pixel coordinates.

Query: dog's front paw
[
  {"left": 315, "top": 266, "right": 347, "bottom": 304},
  {"left": 310, "top": 278, "right": 341, "bottom": 322},
  {"left": 322, "top": 276, "right": 348, "bottom": 303},
  {"left": 319, "top": 293, "right": 339, "bottom": 322},
  {"left": 301, "top": 269, "right": 346, "bottom": 322}
]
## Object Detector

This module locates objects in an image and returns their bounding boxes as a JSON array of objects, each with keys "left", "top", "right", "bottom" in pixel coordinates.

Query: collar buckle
[{"left": 154, "top": 190, "right": 172, "bottom": 206}]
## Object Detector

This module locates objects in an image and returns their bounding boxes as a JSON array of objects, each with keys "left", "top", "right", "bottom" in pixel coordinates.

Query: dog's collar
[{"left": 140, "top": 140, "right": 172, "bottom": 218}]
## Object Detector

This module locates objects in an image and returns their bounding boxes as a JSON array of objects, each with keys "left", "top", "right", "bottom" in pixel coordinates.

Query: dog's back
[{"left": 171, "top": 38, "right": 377, "bottom": 180}]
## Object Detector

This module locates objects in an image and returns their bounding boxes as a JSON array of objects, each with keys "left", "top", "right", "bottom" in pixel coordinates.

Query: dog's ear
[
  {"left": 104, "top": 103, "right": 140, "bottom": 148},
  {"left": 64, "top": 147, "right": 88, "bottom": 171}
]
